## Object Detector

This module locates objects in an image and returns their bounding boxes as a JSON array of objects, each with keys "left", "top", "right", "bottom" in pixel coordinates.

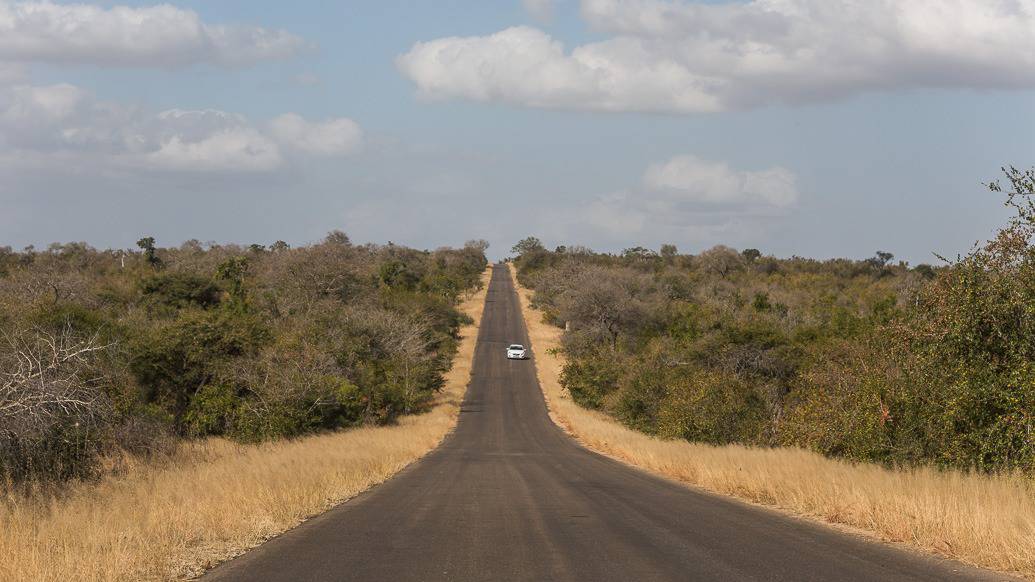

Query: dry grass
[
  {"left": 0, "top": 267, "right": 491, "bottom": 582},
  {"left": 510, "top": 264, "right": 1035, "bottom": 580}
]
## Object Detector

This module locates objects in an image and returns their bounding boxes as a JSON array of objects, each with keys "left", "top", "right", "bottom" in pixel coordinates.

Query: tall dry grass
[
  {"left": 0, "top": 267, "right": 491, "bottom": 582},
  {"left": 510, "top": 264, "right": 1035, "bottom": 579}
]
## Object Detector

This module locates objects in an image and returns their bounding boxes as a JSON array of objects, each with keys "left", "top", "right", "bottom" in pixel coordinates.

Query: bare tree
[
  {"left": 1, "top": 327, "right": 110, "bottom": 426},
  {"left": 228, "top": 337, "right": 345, "bottom": 437},
  {"left": 258, "top": 243, "right": 375, "bottom": 314},
  {"left": 370, "top": 310, "right": 435, "bottom": 412},
  {"left": 557, "top": 267, "right": 653, "bottom": 351},
  {"left": 696, "top": 245, "right": 746, "bottom": 279},
  {"left": 336, "top": 307, "right": 436, "bottom": 414},
  {"left": 0, "top": 263, "right": 91, "bottom": 305},
  {"left": 0, "top": 325, "right": 114, "bottom": 481}
]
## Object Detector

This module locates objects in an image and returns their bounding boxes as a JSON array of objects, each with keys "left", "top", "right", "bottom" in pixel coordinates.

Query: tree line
[
  {"left": 0, "top": 232, "right": 488, "bottom": 485},
  {"left": 513, "top": 167, "right": 1035, "bottom": 474}
]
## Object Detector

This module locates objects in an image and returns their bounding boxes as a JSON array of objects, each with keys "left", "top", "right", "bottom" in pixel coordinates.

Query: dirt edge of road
[{"left": 508, "top": 263, "right": 1032, "bottom": 581}]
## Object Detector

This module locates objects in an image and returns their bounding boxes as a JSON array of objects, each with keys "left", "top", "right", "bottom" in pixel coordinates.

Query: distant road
[{"left": 205, "top": 265, "right": 1005, "bottom": 581}]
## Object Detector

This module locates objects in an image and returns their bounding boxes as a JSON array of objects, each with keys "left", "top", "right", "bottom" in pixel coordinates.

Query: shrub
[
  {"left": 658, "top": 369, "right": 767, "bottom": 445},
  {"left": 0, "top": 326, "right": 117, "bottom": 483},
  {"left": 0, "top": 234, "right": 487, "bottom": 484},
  {"left": 129, "top": 309, "right": 270, "bottom": 427},
  {"left": 139, "top": 272, "right": 221, "bottom": 312},
  {"left": 559, "top": 351, "right": 623, "bottom": 409}
]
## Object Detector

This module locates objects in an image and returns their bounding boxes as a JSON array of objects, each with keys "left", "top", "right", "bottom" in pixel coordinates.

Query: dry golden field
[
  {"left": 0, "top": 267, "right": 491, "bottom": 582},
  {"left": 509, "top": 263, "right": 1035, "bottom": 580}
]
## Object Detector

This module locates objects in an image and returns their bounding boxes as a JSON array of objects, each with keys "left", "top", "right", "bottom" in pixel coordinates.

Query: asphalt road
[{"left": 205, "top": 265, "right": 1005, "bottom": 582}]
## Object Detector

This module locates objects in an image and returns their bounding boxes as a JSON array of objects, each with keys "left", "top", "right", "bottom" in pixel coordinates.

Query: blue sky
[{"left": 2, "top": 0, "right": 1033, "bottom": 262}]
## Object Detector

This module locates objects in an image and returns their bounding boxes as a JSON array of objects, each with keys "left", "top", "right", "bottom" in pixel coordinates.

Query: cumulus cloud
[
  {"left": 0, "top": 84, "right": 362, "bottom": 173},
  {"left": 269, "top": 113, "right": 364, "bottom": 156},
  {"left": 140, "top": 110, "right": 283, "bottom": 172},
  {"left": 0, "top": 1, "right": 307, "bottom": 67},
  {"left": 0, "top": 3, "right": 319, "bottom": 170},
  {"left": 543, "top": 155, "right": 799, "bottom": 244},
  {"left": 0, "top": 83, "right": 110, "bottom": 151},
  {"left": 0, "top": 83, "right": 86, "bottom": 126},
  {"left": 523, "top": 0, "right": 556, "bottom": 23},
  {"left": 399, "top": 0, "right": 1035, "bottom": 113},
  {"left": 643, "top": 155, "right": 798, "bottom": 207},
  {"left": 143, "top": 129, "right": 281, "bottom": 172},
  {"left": 605, "top": 154, "right": 798, "bottom": 224},
  {"left": 396, "top": 26, "right": 721, "bottom": 112},
  {"left": 540, "top": 192, "right": 760, "bottom": 248}
]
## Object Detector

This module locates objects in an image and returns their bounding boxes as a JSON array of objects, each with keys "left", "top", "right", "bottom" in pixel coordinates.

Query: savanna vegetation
[
  {"left": 513, "top": 167, "right": 1035, "bottom": 475},
  {"left": 0, "top": 232, "right": 488, "bottom": 487},
  {"left": 513, "top": 268, "right": 1035, "bottom": 578}
]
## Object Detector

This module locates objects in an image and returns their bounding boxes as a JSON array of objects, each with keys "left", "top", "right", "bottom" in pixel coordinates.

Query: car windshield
[{"left": 509, "top": 345, "right": 524, "bottom": 350}]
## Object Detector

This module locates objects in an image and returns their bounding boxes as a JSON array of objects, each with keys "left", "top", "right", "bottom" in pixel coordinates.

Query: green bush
[
  {"left": 139, "top": 271, "right": 221, "bottom": 312},
  {"left": 0, "top": 234, "right": 487, "bottom": 485},
  {"left": 559, "top": 351, "right": 623, "bottom": 409},
  {"left": 183, "top": 384, "right": 239, "bottom": 437},
  {"left": 129, "top": 309, "right": 270, "bottom": 426},
  {"left": 658, "top": 369, "right": 767, "bottom": 445}
]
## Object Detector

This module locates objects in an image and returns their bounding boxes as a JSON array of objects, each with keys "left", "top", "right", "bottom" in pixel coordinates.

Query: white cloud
[
  {"left": 269, "top": 113, "right": 364, "bottom": 156},
  {"left": 143, "top": 128, "right": 281, "bottom": 172},
  {"left": 523, "top": 0, "right": 556, "bottom": 23},
  {"left": 0, "top": 85, "right": 362, "bottom": 174},
  {"left": 396, "top": 26, "right": 720, "bottom": 113},
  {"left": 540, "top": 155, "right": 799, "bottom": 244},
  {"left": 0, "top": 1, "right": 307, "bottom": 67},
  {"left": 0, "top": 83, "right": 86, "bottom": 125},
  {"left": 140, "top": 110, "right": 282, "bottom": 172},
  {"left": 0, "top": 83, "right": 113, "bottom": 151},
  {"left": 539, "top": 191, "right": 761, "bottom": 248},
  {"left": 643, "top": 155, "right": 798, "bottom": 207},
  {"left": 400, "top": 0, "right": 1035, "bottom": 113}
]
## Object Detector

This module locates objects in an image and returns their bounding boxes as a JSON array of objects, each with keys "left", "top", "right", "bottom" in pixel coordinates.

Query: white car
[{"left": 506, "top": 344, "right": 528, "bottom": 360}]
